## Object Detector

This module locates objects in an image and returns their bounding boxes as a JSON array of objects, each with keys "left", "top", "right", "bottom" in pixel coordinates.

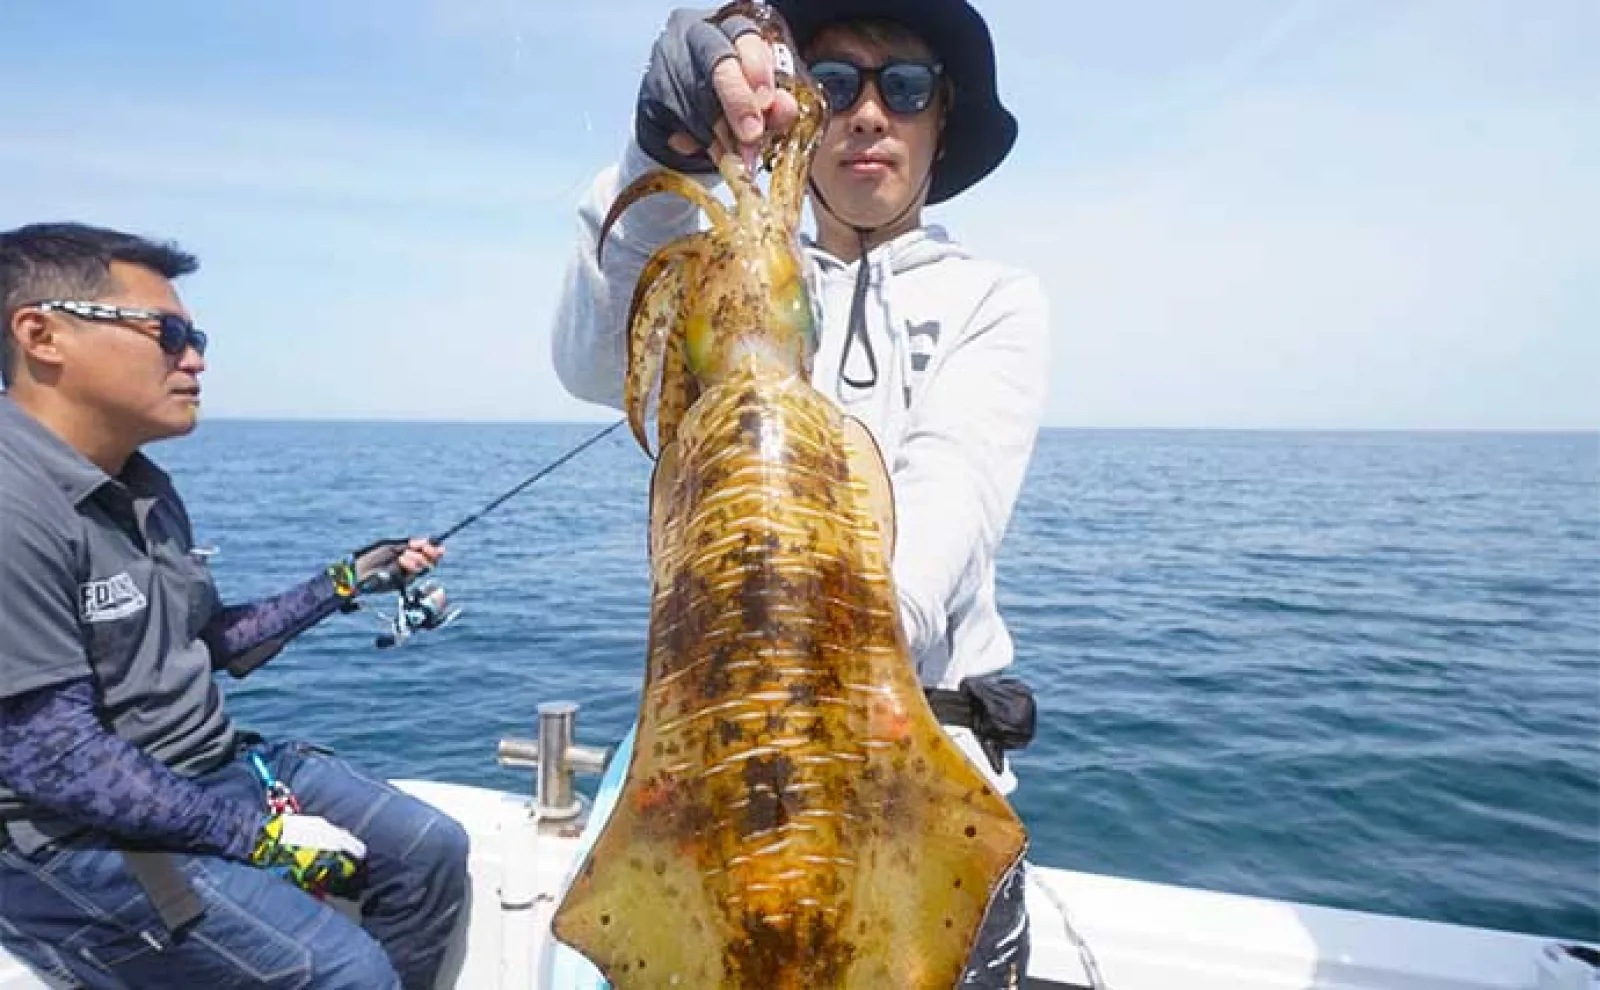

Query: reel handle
[{"left": 372, "top": 579, "right": 459, "bottom": 649}]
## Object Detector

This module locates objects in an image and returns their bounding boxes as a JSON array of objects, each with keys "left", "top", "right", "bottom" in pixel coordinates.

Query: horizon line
[{"left": 187, "top": 415, "right": 1600, "bottom": 437}]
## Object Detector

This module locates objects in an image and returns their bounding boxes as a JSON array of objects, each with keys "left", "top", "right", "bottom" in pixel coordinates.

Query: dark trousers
[
  {"left": 0, "top": 740, "right": 469, "bottom": 989},
  {"left": 960, "top": 861, "right": 1032, "bottom": 989}
]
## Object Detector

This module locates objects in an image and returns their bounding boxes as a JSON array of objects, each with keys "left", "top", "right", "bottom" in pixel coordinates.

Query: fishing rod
[
  {"left": 433, "top": 418, "right": 625, "bottom": 544},
  {"left": 363, "top": 418, "right": 626, "bottom": 648}
]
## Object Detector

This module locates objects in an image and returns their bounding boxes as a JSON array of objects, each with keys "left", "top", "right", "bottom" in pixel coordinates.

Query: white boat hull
[{"left": 3, "top": 778, "right": 1593, "bottom": 989}]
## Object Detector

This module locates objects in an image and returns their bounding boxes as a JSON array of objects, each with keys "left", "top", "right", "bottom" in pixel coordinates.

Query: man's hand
[
  {"left": 330, "top": 537, "right": 445, "bottom": 599},
  {"left": 249, "top": 813, "right": 367, "bottom": 899},
  {"left": 637, "top": 6, "right": 800, "bottom": 171},
  {"left": 355, "top": 537, "right": 443, "bottom": 586}
]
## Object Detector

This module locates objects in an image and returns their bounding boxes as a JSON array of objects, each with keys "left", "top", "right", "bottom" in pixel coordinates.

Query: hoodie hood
[{"left": 803, "top": 223, "right": 970, "bottom": 278}]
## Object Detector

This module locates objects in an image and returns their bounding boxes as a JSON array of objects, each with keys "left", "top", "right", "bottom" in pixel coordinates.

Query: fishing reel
[
  {"left": 371, "top": 577, "right": 463, "bottom": 649},
  {"left": 331, "top": 419, "right": 624, "bottom": 652}
]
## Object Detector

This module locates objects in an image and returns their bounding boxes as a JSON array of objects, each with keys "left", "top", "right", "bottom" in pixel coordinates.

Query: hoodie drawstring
[
  {"left": 807, "top": 160, "right": 934, "bottom": 393},
  {"left": 840, "top": 227, "right": 880, "bottom": 389}
]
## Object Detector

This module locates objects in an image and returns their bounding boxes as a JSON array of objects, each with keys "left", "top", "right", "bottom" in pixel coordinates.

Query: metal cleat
[{"left": 497, "top": 701, "right": 610, "bottom": 821}]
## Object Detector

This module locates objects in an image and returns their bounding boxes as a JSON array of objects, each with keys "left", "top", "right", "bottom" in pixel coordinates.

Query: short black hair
[
  {"left": 0, "top": 223, "right": 198, "bottom": 388},
  {"left": 804, "top": 17, "right": 932, "bottom": 59}
]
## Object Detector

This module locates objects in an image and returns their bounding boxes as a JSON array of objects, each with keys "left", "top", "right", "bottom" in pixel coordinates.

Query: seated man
[{"left": 0, "top": 222, "right": 469, "bottom": 990}]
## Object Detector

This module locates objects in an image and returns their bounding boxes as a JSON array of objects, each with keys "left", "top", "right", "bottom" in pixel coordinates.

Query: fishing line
[
  {"left": 431, "top": 418, "right": 625, "bottom": 544},
  {"left": 1032, "top": 874, "right": 1109, "bottom": 989},
  {"left": 360, "top": 418, "right": 624, "bottom": 649}
]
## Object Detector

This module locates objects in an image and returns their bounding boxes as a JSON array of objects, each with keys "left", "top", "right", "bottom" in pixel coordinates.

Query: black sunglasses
[
  {"left": 33, "top": 300, "right": 208, "bottom": 356},
  {"left": 808, "top": 59, "right": 944, "bottom": 116}
]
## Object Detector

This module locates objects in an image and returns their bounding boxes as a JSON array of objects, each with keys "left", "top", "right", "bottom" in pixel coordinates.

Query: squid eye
[
  {"left": 684, "top": 312, "right": 714, "bottom": 375},
  {"left": 771, "top": 274, "right": 813, "bottom": 339}
]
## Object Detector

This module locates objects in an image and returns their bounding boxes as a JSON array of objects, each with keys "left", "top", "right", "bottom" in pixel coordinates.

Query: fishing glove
[
  {"left": 327, "top": 538, "right": 415, "bottom": 600},
  {"left": 249, "top": 813, "right": 368, "bottom": 899},
  {"left": 637, "top": 6, "right": 762, "bottom": 171}
]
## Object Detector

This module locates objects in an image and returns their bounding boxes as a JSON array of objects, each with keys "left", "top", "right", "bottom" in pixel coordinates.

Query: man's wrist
[{"left": 325, "top": 558, "right": 358, "bottom": 599}]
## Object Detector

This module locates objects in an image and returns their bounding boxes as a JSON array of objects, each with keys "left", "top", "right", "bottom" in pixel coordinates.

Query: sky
[{"left": 0, "top": 1, "right": 1595, "bottom": 430}]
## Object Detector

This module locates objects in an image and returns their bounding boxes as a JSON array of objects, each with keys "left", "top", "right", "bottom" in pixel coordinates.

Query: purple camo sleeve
[
  {"left": 201, "top": 571, "right": 346, "bottom": 671},
  {"left": 0, "top": 678, "right": 265, "bottom": 860}
]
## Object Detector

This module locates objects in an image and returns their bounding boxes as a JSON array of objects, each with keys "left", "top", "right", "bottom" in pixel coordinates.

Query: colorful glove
[{"left": 250, "top": 813, "right": 367, "bottom": 899}]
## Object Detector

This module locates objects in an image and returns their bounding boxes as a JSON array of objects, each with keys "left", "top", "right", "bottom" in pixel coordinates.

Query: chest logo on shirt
[{"left": 80, "top": 572, "right": 148, "bottom": 623}]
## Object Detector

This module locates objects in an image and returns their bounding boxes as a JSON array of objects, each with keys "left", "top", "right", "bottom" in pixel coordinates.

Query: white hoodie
[{"left": 551, "top": 139, "right": 1051, "bottom": 792}]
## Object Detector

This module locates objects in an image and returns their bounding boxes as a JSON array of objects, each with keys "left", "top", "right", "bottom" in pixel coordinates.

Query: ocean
[{"left": 156, "top": 421, "right": 1599, "bottom": 941}]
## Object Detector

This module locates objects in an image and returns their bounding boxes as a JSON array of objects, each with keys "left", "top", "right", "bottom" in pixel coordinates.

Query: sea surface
[{"left": 157, "top": 421, "right": 1599, "bottom": 942}]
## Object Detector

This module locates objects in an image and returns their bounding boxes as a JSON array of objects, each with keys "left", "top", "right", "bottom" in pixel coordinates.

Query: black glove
[{"left": 637, "top": 6, "right": 761, "bottom": 171}]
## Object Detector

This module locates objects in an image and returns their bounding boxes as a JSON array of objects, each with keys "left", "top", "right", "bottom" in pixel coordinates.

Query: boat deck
[{"left": 2, "top": 778, "right": 1593, "bottom": 989}]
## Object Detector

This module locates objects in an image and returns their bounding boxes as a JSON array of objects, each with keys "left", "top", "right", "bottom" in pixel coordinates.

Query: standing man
[
  {"left": 0, "top": 222, "right": 469, "bottom": 989},
  {"left": 551, "top": 2, "right": 1049, "bottom": 984}
]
